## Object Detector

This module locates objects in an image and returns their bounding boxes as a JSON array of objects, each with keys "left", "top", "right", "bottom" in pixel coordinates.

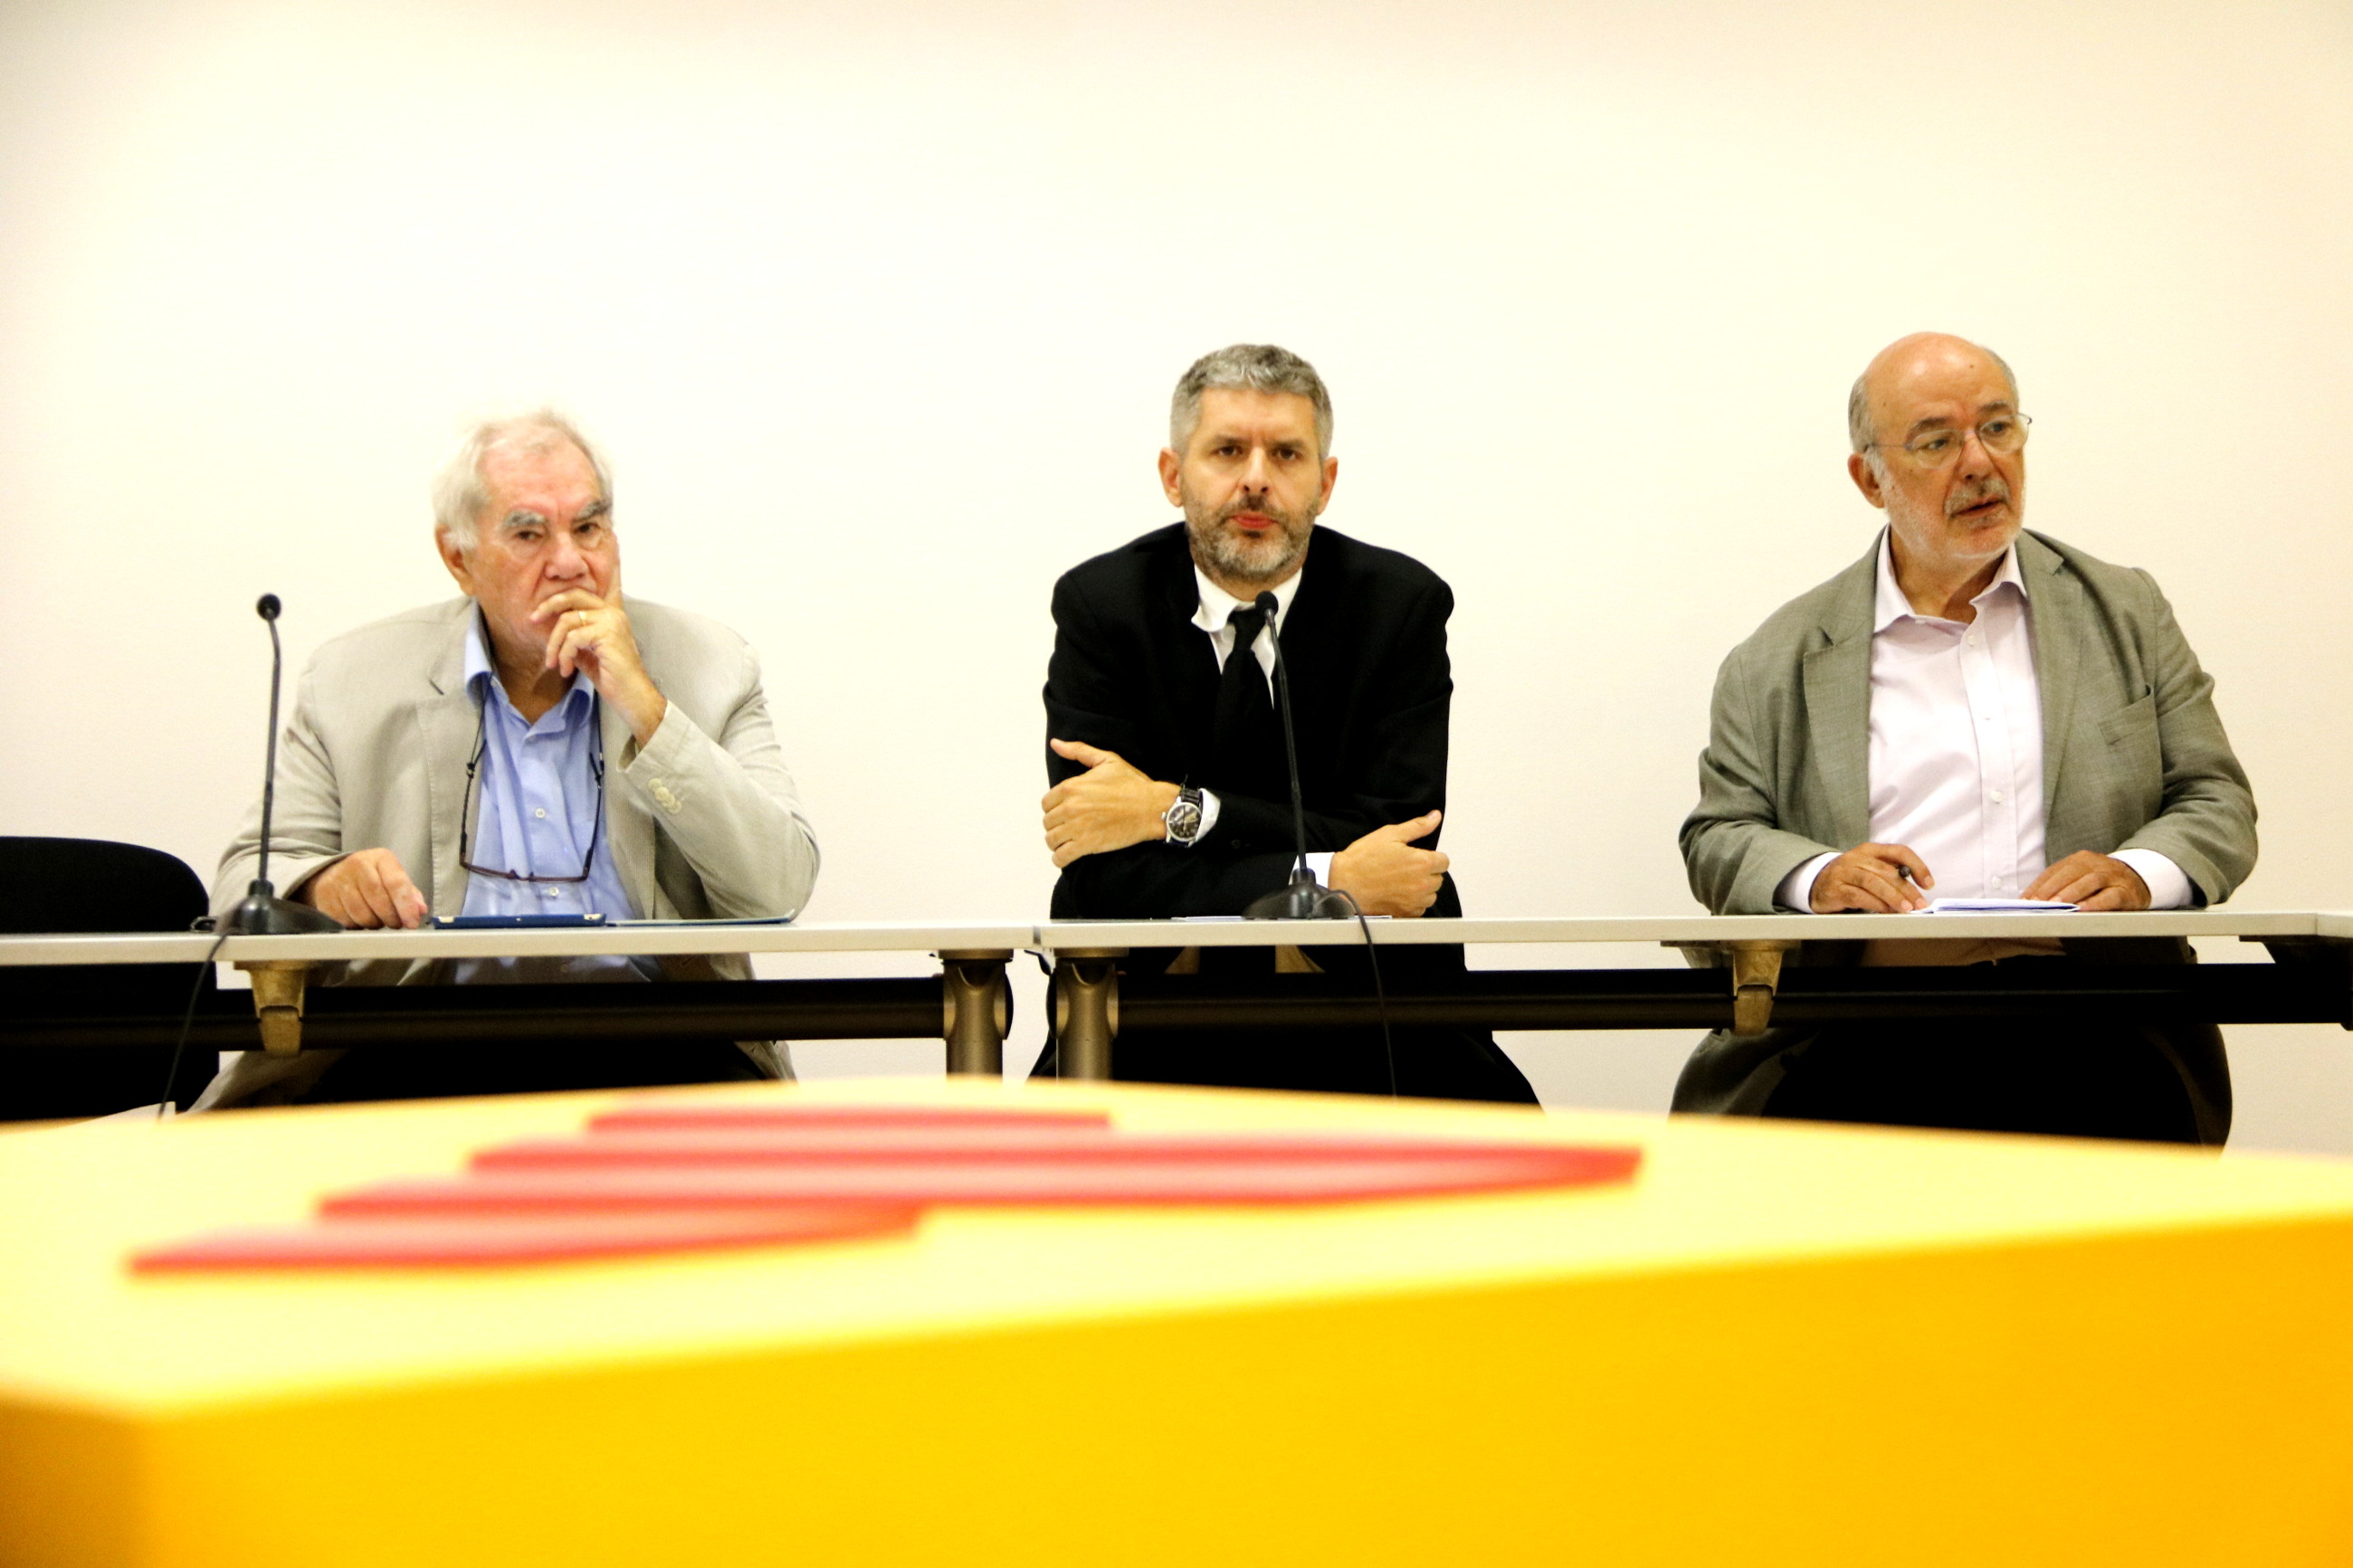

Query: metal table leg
[
  {"left": 1053, "top": 949, "right": 1125, "bottom": 1081},
  {"left": 938, "top": 949, "right": 1013, "bottom": 1076}
]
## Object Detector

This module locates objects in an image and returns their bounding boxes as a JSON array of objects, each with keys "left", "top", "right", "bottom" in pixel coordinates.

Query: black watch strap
[{"left": 1163, "top": 786, "right": 1205, "bottom": 847}]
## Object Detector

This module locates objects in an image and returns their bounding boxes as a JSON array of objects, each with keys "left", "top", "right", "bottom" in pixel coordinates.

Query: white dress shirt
[
  {"left": 1778, "top": 531, "right": 2188, "bottom": 927},
  {"left": 1178, "top": 565, "right": 1331, "bottom": 880}
]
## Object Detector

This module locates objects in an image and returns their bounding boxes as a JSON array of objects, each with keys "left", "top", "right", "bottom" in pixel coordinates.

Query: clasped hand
[
  {"left": 1041, "top": 740, "right": 1178, "bottom": 868},
  {"left": 1041, "top": 738, "right": 1449, "bottom": 917},
  {"left": 529, "top": 588, "right": 667, "bottom": 746}
]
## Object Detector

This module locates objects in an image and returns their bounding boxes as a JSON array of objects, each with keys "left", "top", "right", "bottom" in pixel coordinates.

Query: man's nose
[
  {"left": 1238, "top": 446, "right": 1273, "bottom": 492},
  {"left": 1955, "top": 427, "right": 1997, "bottom": 474},
  {"left": 545, "top": 529, "right": 589, "bottom": 578}
]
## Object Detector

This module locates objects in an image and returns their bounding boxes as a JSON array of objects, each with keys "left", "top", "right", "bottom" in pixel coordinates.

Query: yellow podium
[{"left": 5, "top": 1079, "right": 2352, "bottom": 1566}]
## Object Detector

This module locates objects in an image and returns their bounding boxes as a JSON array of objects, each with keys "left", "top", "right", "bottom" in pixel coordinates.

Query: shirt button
[
  {"left": 533, "top": 807, "right": 548, "bottom": 820},
  {"left": 1991, "top": 790, "right": 2005, "bottom": 803}
]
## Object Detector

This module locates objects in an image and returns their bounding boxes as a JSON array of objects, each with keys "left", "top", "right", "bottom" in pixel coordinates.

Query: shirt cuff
[
  {"left": 2110, "top": 849, "right": 2193, "bottom": 910},
  {"left": 1776, "top": 852, "right": 1839, "bottom": 913},
  {"left": 1304, "top": 851, "right": 1335, "bottom": 886},
  {"left": 1189, "top": 789, "right": 1222, "bottom": 844}
]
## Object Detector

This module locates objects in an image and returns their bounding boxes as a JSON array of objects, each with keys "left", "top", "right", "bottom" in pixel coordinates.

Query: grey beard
[{"left": 1186, "top": 507, "right": 1312, "bottom": 587}]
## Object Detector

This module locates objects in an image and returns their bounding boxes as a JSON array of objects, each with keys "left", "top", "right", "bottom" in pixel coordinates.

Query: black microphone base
[
  {"left": 1243, "top": 872, "right": 1356, "bottom": 921},
  {"left": 219, "top": 885, "right": 343, "bottom": 936}
]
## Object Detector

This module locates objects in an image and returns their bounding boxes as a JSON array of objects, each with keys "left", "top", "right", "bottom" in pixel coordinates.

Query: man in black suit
[{"left": 1034, "top": 344, "right": 1535, "bottom": 1103}]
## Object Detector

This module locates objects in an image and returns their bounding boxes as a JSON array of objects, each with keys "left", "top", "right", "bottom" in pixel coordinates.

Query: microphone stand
[
  {"left": 1243, "top": 591, "right": 1352, "bottom": 920},
  {"left": 218, "top": 594, "right": 342, "bottom": 936}
]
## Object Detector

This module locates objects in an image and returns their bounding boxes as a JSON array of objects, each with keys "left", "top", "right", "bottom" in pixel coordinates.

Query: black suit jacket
[
  {"left": 1038, "top": 523, "right": 1532, "bottom": 1105},
  {"left": 1045, "top": 522, "right": 1454, "bottom": 919}
]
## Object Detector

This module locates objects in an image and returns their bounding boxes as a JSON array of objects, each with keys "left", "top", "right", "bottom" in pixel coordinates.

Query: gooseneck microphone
[
  {"left": 218, "top": 594, "right": 341, "bottom": 936},
  {"left": 1243, "top": 590, "right": 1353, "bottom": 920},
  {"left": 1233, "top": 588, "right": 1398, "bottom": 1094}
]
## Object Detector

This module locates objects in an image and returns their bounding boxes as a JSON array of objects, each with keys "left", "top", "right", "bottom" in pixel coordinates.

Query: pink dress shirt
[{"left": 1777, "top": 532, "right": 2189, "bottom": 930}]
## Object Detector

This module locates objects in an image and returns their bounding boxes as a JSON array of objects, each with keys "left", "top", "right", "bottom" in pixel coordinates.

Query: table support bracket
[
  {"left": 234, "top": 960, "right": 313, "bottom": 1056},
  {"left": 938, "top": 950, "right": 1013, "bottom": 1076},
  {"left": 1053, "top": 949, "right": 1125, "bottom": 1081},
  {"left": 1726, "top": 941, "right": 1797, "bottom": 1037}
]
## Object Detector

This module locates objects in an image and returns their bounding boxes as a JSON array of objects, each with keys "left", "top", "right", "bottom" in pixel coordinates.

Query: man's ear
[
  {"left": 1847, "top": 452, "right": 1889, "bottom": 509},
  {"left": 1157, "top": 448, "right": 1185, "bottom": 508},
  {"left": 437, "top": 529, "right": 479, "bottom": 594},
  {"left": 1319, "top": 453, "right": 1338, "bottom": 509}
]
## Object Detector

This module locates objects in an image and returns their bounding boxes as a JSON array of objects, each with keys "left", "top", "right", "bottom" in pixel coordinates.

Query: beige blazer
[
  {"left": 1673, "top": 530, "right": 2257, "bottom": 1137},
  {"left": 202, "top": 596, "right": 821, "bottom": 1104}
]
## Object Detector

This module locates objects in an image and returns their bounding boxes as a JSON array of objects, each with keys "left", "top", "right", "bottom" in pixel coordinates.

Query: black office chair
[{"left": 0, "top": 837, "right": 221, "bottom": 1120}]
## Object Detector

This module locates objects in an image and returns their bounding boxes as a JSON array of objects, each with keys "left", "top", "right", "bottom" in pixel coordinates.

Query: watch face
[{"left": 1166, "top": 798, "right": 1202, "bottom": 842}]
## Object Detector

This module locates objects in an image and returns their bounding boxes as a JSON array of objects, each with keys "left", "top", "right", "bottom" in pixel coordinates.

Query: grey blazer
[
  {"left": 1673, "top": 530, "right": 2256, "bottom": 1136},
  {"left": 202, "top": 596, "right": 821, "bottom": 1104}
]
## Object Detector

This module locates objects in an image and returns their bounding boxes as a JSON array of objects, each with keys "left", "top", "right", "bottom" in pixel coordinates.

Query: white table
[{"left": 3, "top": 912, "right": 2347, "bottom": 1079}]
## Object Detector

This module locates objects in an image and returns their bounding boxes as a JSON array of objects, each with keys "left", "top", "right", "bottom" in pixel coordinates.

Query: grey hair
[
  {"left": 431, "top": 410, "right": 611, "bottom": 550},
  {"left": 1169, "top": 344, "right": 1334, "bottom": 457},
  {"left": 1849, "top": 344, "right": 2019, "bottom": 457}
]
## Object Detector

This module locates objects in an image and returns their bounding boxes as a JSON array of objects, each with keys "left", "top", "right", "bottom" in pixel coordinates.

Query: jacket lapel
[
  {"left": 2024, "top": 531, "right": 2090, "bottom": 832},
  {"left": 1797, "top": 543, "right": 1879, "bottom": 848},
  {"left": 416, "top": 603, "right": 481, "bottom": 916}
]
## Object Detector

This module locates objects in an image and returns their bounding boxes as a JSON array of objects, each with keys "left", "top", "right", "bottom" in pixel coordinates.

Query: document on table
[{"left": 1918, "top": 898, "right": 2078, "bottom": 913}]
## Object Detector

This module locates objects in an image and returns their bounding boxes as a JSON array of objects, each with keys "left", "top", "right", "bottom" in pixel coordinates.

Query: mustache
[
  {"left": 1947, "top": 477, "right": 2011, "bottom": 517},
  {"left": 1216, "top": 496, "right": 1301, "bottom": 529}
]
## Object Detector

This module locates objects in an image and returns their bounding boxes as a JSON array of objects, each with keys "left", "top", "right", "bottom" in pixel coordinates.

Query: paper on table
[{"left": 1920, "top": 898, "right": 2078, "bottom": 913}]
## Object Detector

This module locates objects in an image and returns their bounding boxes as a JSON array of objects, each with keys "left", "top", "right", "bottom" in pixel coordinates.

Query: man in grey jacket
[
  {"left": 202, "top": 411, "right": 820, "bottom": 1106},
  {"left": 1675, "top": 334, "right": 2255, "bottom": 1143}
]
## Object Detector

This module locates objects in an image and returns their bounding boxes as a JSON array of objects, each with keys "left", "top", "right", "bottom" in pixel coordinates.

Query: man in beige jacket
[
  {"left": 1676, "top": 335, "right": 2255, "bottom": 1143},
  {"left": 202, "top": 412, "right": 819, "bottom": 1106}
]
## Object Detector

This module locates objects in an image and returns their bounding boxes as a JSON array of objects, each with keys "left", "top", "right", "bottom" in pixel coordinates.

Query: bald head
[{"left": 1848, "top": 333, "right": 2018, "bottom": 456}]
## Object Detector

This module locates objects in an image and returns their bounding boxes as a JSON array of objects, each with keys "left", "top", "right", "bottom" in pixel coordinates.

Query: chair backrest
[
  {"left": 0, "top": 837, "right": 218, "bottom": 1118},
  {"left": 0, "top": 836, "right": 209, "bottom": 936}
]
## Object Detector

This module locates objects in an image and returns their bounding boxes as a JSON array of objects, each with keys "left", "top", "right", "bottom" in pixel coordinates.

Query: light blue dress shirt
[{"left": 456, "top": 613, "right": 650, "bottom": 982}]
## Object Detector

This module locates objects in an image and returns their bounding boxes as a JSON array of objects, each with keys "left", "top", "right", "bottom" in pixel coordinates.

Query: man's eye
[
  {"left": 1981, "top": 419, "right": 2013, "bottom": 439},
  {"left": 1913, "top": 433, "right": 1955, "bottom": 455}
]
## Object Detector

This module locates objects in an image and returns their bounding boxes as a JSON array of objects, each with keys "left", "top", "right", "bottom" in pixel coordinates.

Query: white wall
[{"left": 4, "top": 0, "right": 2349, "bottom": 1150}]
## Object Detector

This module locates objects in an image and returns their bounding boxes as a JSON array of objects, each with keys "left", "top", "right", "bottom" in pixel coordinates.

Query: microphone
[
  {"left": 1243, "top": 589, "right": 1352, "bottom": 920},
  {"left": 218, "top": 594, "right": 341, "bottom": 936}
]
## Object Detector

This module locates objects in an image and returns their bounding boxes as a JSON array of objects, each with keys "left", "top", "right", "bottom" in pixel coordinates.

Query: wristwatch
[{"left": 1162, "top": 786, "right": 1205, "bottom": 847}]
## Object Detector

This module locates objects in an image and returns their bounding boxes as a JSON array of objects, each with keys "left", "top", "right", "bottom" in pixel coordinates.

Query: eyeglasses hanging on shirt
[{"left": 458, "top": 689, "right": 606, "bottom": 884}]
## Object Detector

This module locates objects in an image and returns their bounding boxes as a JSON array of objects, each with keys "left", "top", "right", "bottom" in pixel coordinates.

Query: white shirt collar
[
  {"left": 1190, "top": 562, "right": 1304, "bottom": 640},
  {"left": 1872, "top": 527, "right": 2029, "bottom": 633}
]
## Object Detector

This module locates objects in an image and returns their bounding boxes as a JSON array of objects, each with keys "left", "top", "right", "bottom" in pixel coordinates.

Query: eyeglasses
[
  {"left": 458, "top": 693, "right": 606, "bottom": 883},
  {"left": 1873, "top": 413, "right": 2032, "bottom": 470}
]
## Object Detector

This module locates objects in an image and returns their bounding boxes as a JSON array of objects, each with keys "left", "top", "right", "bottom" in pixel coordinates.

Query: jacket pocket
[{"left": 2098, "top": 693, "right": 2163, "bottom": 821}]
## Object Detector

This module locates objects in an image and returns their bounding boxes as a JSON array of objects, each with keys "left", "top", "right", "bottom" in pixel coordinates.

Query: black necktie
[{"left": 1212, "top": 602, "right": 1281, "bottom": 787}]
